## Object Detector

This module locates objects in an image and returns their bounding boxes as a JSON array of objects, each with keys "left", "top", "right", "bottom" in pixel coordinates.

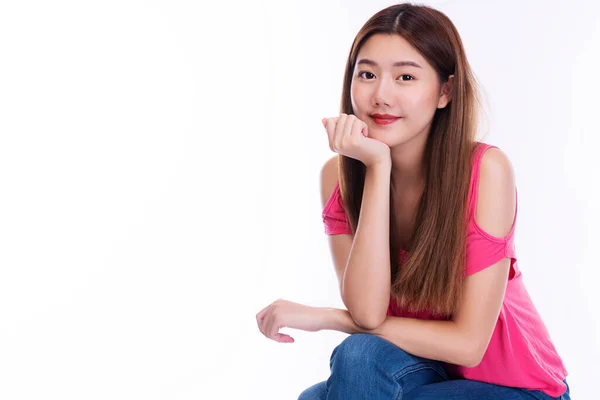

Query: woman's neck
[{"left": 390, "top": 136, "right": 427, "bottom": 193}]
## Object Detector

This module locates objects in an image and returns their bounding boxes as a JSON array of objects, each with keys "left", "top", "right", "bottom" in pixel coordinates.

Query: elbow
[
  {"left": 463, "top": 354, "right": 482, "bottom": 369},
  {"left": 350, "top": 309, "right": 387, "bottom": 331},
  {"left": 462, "top": 343, "right": 485, "bottom": 368},
  {"left": 342, "top": 287, "right": 389, "bottom": 330}
]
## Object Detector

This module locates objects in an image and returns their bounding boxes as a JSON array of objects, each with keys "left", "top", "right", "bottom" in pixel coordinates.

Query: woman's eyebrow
[{"left": 356, "top": 59, "right": 422, "bottom": 68}]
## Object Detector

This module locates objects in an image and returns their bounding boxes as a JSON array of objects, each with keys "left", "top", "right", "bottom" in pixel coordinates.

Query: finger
[
  {"left": 269, "top": 321, "right": 294, "bottom": 343},
  {"left": 352, "top": 118, "right": 367, "bottom": 138},
  {"left": 334, "top": 113, "right": 348, "bottom": 139},
  {"left": 257, "top": 319, "right": 266, "bottom": 337},
  {"left": 261, "top": 307, "right": 294, "bottom": 343},
  {"left": 263, "top": 311, "right": 278, "bottom": 340},
  {"left": 321, "top": 118, "right": 327, "bottom": 128},
  {"left": 256, "top": 304, "right": 271, "bottom": 335},
  {"left": 257, "top": 315, "right": 266, "bottom": 337},
  {"left": 345, "top": 115, "right": 357, "bottom": 137},
  {"left": 326, "top": 117, "right": 339, "bottom": 151},
  {"left": 256, "top": 304, "right": 270, "bottom": 322},
  {"left": 274, "top": 333, "right": 295, "bottom": 343},
  {"left": 334, "top": 113, "right": 348, "bottom": 150},
  {"left": 264, "top": 309, "right": 286, "bottom": 341}
]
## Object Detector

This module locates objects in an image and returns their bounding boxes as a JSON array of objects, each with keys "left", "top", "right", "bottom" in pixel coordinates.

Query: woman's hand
[
  {"left": 256, "top": 299, "right": 325, "bottom": 343},
  {"left": 322, "top": 113, "right": 391, "bottom": 168}
]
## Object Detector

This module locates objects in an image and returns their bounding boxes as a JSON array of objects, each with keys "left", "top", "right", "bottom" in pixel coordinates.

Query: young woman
[{"left": 256, "top": 3, "right": 570, "bottom": 399}]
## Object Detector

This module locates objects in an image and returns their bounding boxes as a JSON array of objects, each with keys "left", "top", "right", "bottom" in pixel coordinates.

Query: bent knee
[
  {"left": 330, "top": 333, "right": 446, "bottom": 378},
  {"left": 330, "top": 333, "right": 395, "bottom": 368}
]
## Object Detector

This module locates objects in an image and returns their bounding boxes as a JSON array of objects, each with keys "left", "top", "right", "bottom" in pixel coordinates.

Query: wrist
[
  {"left": 316, "top": 307, "right": 368, "bottom": 334},
  {"left": 315, "top": 307, "right": 346, "bottom": 332},
  {"left": 314, "top": 307, "right": 334, "bottom": 332},
  {"left": 366, "top": 158, "right": 392, "bottom": 172}
]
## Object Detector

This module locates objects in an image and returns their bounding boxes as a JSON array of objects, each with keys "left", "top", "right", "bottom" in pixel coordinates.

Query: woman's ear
[{"left": 437, "top": 74, "right": 454, "bottom": 109}]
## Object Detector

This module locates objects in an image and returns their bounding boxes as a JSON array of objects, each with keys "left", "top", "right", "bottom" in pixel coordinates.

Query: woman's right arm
[{"left": 321, "top": 156, "right": 392, "bottom": 330}]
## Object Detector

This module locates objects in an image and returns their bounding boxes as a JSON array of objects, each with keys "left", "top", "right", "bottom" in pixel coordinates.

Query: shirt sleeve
[
  {"left": 322, "top": 181, "right": 353, "bottom": 235},
  {"left": 465, "top": 222, "right": 517, "bottom": 277},
  {"left": 464, "top": 144, "right": 518, "bottom": 278}
]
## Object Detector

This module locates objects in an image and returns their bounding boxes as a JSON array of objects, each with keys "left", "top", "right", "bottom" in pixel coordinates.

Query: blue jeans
[{"left": 298, "top": 333, "right": 570, "bottom": 400}]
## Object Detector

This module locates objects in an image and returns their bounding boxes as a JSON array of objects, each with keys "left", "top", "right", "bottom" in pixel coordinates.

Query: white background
[{"left": 0, "top": 0, "right": 598, "bottom": 399}]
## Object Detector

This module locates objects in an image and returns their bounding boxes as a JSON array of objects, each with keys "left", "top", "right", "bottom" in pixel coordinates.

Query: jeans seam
[
  {"left": 394, "top": 385, "right": 403, "bottom": 400},
  {"left": 391, "top": 362, "right": 449, "bottom": 400},
  {"left": 393, "top": 362, "right": 449, "bottom": 381}
]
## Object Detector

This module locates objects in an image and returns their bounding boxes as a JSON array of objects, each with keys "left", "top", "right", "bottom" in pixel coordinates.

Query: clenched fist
[{"left": 322, "top": 113, "right": 391, "bottom": 167}]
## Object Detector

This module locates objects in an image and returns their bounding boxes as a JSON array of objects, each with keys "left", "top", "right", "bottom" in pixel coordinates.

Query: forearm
[
  {"left": 342, "top": 162, "right": 392, "bottom": 329},
  {"left": 318, "top": 307, "right": 476, "bottom": 367}
]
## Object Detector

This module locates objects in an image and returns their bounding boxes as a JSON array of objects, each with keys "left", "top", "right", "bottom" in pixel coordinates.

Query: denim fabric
[{"left": 298, "top": 334, "right": 570, "bottom": 400}]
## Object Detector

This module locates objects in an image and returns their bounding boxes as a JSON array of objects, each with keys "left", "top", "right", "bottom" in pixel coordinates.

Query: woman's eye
[
  {"left": 358, "top": 71, "right": 375, "bottom": 79},
  {"left": 358, "top": 71, "right": 414, "bottom": 81}
]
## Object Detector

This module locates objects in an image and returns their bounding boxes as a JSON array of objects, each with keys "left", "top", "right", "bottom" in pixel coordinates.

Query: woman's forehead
[{"left": 356, "top": 35, "right": 427, "bottom": 68}]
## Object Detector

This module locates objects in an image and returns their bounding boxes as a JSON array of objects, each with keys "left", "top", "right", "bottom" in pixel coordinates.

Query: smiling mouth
[{"left": 371, "top": 116, "right": 402, "bottom": 125}]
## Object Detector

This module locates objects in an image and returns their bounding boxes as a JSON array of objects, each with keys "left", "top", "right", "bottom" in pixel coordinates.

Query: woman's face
[{"left": 350, "top": 33, "right": 453, "bottom": 147}]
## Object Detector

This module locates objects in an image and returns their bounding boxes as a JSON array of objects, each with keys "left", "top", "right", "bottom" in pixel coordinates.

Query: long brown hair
[{"left": 337, "top": 3, "right": 486, "bottom": 317}]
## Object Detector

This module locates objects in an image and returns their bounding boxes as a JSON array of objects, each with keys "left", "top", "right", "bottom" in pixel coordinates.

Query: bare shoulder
[
  {"left": 479, "top": 147, "right": 515, "bottom": 191},
  {"left": 320, "top": 155, "right": 339, "bottom": 209},
  {"left": 476, "top": 147, "right": 516, "bottom": 237},
  {"left": 480, "top": 147, "right": 514, "bottom": 172}
]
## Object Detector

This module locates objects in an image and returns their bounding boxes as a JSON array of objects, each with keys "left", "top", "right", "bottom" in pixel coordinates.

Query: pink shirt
[{"left": 321, "top": 142, "right": 568, "bottom": 397}]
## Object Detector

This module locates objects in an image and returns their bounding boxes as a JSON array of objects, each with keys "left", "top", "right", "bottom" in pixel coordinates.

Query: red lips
[{"left": 371, "top": 113, "right": 399, "bottom": 119}]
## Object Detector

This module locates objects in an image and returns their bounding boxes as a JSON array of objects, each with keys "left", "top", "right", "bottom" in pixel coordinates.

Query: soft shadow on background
[{"left": 0, "top": 1, "right": 597, "bottom": 399}]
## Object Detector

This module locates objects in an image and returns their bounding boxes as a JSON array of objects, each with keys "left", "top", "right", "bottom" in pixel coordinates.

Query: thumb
[{"left": 321, "top": 118, "right": 327, "bottom": 128}]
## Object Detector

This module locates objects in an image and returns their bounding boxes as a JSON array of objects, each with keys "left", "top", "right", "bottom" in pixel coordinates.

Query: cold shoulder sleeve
[
  {"left": 464, "top": 143, "right": 519, "bottom": 279},
  {"left": 322, "top": 181, "right": 353, "bottom": 235}
]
